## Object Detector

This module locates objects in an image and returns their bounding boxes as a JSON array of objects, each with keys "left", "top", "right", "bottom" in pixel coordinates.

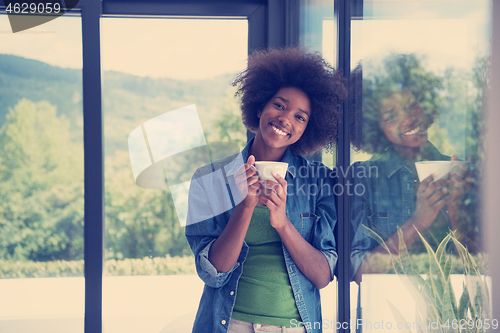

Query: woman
[
  {"left": 185, "top": 47, "right": 345, "bottom": 333},
  {"left": 349, "top": 54, "right": 477, "bottom": 283}
]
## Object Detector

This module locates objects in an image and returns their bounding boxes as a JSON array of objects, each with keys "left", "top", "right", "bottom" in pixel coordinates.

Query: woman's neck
[
  {"left": 391, "top": 144, "right": 423, "bottom": 162},
  {"left": 249, "top": 133, "right": 286, "bottom": 162}
]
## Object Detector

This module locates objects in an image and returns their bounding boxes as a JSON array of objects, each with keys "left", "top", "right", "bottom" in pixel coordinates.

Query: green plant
[
  {"left": 363, "top": 226, "right": 492, "bottom": 332},
  {"left": 0, "top": 255, "right": 195, "bottom": 278}
]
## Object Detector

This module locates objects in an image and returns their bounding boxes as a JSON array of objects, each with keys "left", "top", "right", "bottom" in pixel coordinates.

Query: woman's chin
[
  {"left": 263, "top": 134, "right": 292, "bottom": 148},
  {"left": 399, "top": 135, "right": 427, "bottom": 148}
]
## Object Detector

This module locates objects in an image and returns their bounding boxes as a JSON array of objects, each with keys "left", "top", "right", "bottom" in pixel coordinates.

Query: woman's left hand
[
  {"left": 445, "top": 155, "right": 473, "bottom": 205},
  {"left": 258, "top": 172, "right": 289, "bottom": 230}
]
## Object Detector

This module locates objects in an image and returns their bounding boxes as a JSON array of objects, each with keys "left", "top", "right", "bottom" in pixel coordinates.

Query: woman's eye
[
  {"left": 274, "top": 103, "right": 284, "bottom": 110},
  {"left": 296, "top": 115, "right": 306, "bottom": 122},
  {"left": 384, "top": 114, "right": 396, "bottom": 122}
]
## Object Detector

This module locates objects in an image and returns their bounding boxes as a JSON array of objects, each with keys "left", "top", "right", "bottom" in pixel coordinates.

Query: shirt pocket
[
  {"left": 368, "top": 213, "right": 396, "bottom": 241},
  {"left": 300, "top": 213, "right": 320, "bottom": 243}
]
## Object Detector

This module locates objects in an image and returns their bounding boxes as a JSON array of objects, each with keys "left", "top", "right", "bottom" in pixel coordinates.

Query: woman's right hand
[
  {"left": 412, "top": 174, "right": 447, "bottom": 230},
  {"left": 234, "top": 155, "right": 261, "bottom": 209}
]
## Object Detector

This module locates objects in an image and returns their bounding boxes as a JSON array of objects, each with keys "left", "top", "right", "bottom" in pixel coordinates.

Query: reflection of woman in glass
[
  {"left": 185, "top": 48, "right": 345, "bottom": 333},
  {"left": 350, "top": 54, "right": 475, "bottom": 283}
]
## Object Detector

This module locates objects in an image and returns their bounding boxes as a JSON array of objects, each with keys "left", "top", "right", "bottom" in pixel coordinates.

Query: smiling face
[
  {"left": 256, "top": 87, "right": 311, "bottom": 155},
  {"left": 379, "top": 90, "right": 429, "bottom": 149}
]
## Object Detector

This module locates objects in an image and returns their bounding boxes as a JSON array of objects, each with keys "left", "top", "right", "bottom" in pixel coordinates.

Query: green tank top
[{"left": 231, "top": 206, "right": 301, "bottom": 326}]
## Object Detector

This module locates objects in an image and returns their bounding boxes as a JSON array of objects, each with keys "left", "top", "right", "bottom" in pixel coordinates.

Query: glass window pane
[
  {"left": 0, "top": 15, "right": 84, "bottom": 333},
  {"left": 300, "top": 1, "right": 337, "bottom": 167},
  {"left": 101, "top": 17, "right": 248, "bottom": 333},
  {"left": 300, "top": 0, "right": 338, "bottom": 328},
  {"left": 349, "top": 1, "right": 491, "bottom": 332}
]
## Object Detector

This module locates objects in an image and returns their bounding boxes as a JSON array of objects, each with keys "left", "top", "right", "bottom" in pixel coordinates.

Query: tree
[
  {"left": 105, "top": 151, "right": 191, "bottom": 259},
  {"left": 104, "top": 87, "right": 245, "bottom": 260},
  {"left": 209, "top": 87, "right": 247, "bottom": 150},
  {"left": 0, "top": 99, "right": 84, "bottom": 261}
]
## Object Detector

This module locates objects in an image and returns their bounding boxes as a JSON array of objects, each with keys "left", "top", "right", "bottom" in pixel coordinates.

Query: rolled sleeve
[
  {"left": 350, "top": 162, "right": 375, "bottom": 281},
  {"left": 319, "top": 248, "right": 338, "bottom": 281},
  {"left": 197, "top": 239, "right": 242, "bottom": 287},
  {"left": 350, "top": 226, "right": 370, "bottom": 281},
  {"left": 314, "top": 175, "right": 338, "bottom": 281}
]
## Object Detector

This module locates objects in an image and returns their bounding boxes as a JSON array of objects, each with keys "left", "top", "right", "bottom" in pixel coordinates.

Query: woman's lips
[{"left": 270, "top": 123, "right": 290, "bottom": 137}]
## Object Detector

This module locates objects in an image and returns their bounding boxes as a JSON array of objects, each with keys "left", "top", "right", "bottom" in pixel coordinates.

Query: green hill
[
  {"left": 0, "top": 54, "right": 236, "bottom": 155},
  {"left": 0, "top": 54, "right": 82, "bottom": 133}
]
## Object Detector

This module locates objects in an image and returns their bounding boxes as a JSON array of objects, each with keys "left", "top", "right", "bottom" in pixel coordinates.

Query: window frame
[{"left": 334, "top": 1, "right": 352, "bottom": 331}]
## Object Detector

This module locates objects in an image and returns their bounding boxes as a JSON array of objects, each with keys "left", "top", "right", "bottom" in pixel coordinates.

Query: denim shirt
[
  {"left": 350, "top": 142, "right": 449, "bottom": 280},
  {"left": 185, "top": 138, "right": 337, "bottom": 333}
]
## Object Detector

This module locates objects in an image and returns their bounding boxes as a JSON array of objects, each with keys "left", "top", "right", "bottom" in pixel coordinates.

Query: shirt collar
[
  {"left": 280, "top": 147, "right": 297, "bottom": 179},
  {"left": 383, "top": 146, "right": 406, "bottom": 178},
  {"left": 226, "top": 137, "right": 297, "bottom": 179}
]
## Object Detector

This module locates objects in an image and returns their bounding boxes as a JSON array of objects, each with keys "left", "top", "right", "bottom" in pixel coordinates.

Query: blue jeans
[{"left": 227, "top": 319, "right": 307, "bottom": 333}]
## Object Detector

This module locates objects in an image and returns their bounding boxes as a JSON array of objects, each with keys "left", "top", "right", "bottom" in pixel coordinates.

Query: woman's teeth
[
  {"left": 403, "top": 126, "right": 425, "bottom": 136},
  {"left": 272, "top": 125, "right": 289, "bottom": 136}
]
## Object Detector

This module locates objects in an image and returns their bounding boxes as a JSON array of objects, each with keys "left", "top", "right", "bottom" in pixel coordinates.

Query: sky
[
  {"left": 350, "top": 16, "right": 490, "bottom": 73},
  {"left": 321, "top": 2, "right": 490, "bottom": 73},
  {"left": 0, "top": 15, "right": 248, "bottom": 80},
  {"left": 100, "top": 18, "right": 248, "bottom": 80},
  {"left": 0, "top": 14, "right": 83, "bottom": 68}
]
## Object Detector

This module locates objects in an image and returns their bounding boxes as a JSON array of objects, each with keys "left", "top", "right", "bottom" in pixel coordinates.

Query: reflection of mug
[
  {"left": 254, "top": 162, "right": 288, "bottom": 188},
  {"left": 415, "top": 161, "right": 455, "bottom": 182}
]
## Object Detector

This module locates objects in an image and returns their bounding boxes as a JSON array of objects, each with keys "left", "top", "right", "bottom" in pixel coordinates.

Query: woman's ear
[{"left": 257, "top": 109, "right": 262, "bottom": 118}]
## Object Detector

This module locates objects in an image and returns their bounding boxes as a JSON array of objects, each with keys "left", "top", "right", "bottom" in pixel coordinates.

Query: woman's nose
[
  {"left": 278, "top": 113, "right": 292, "bottom": 126},
  {"left": 406, "top": 106, "right": 426, "bottom": 123},
  {"left": 401, "top": 111, "right": 417, "bottom": 126}
]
